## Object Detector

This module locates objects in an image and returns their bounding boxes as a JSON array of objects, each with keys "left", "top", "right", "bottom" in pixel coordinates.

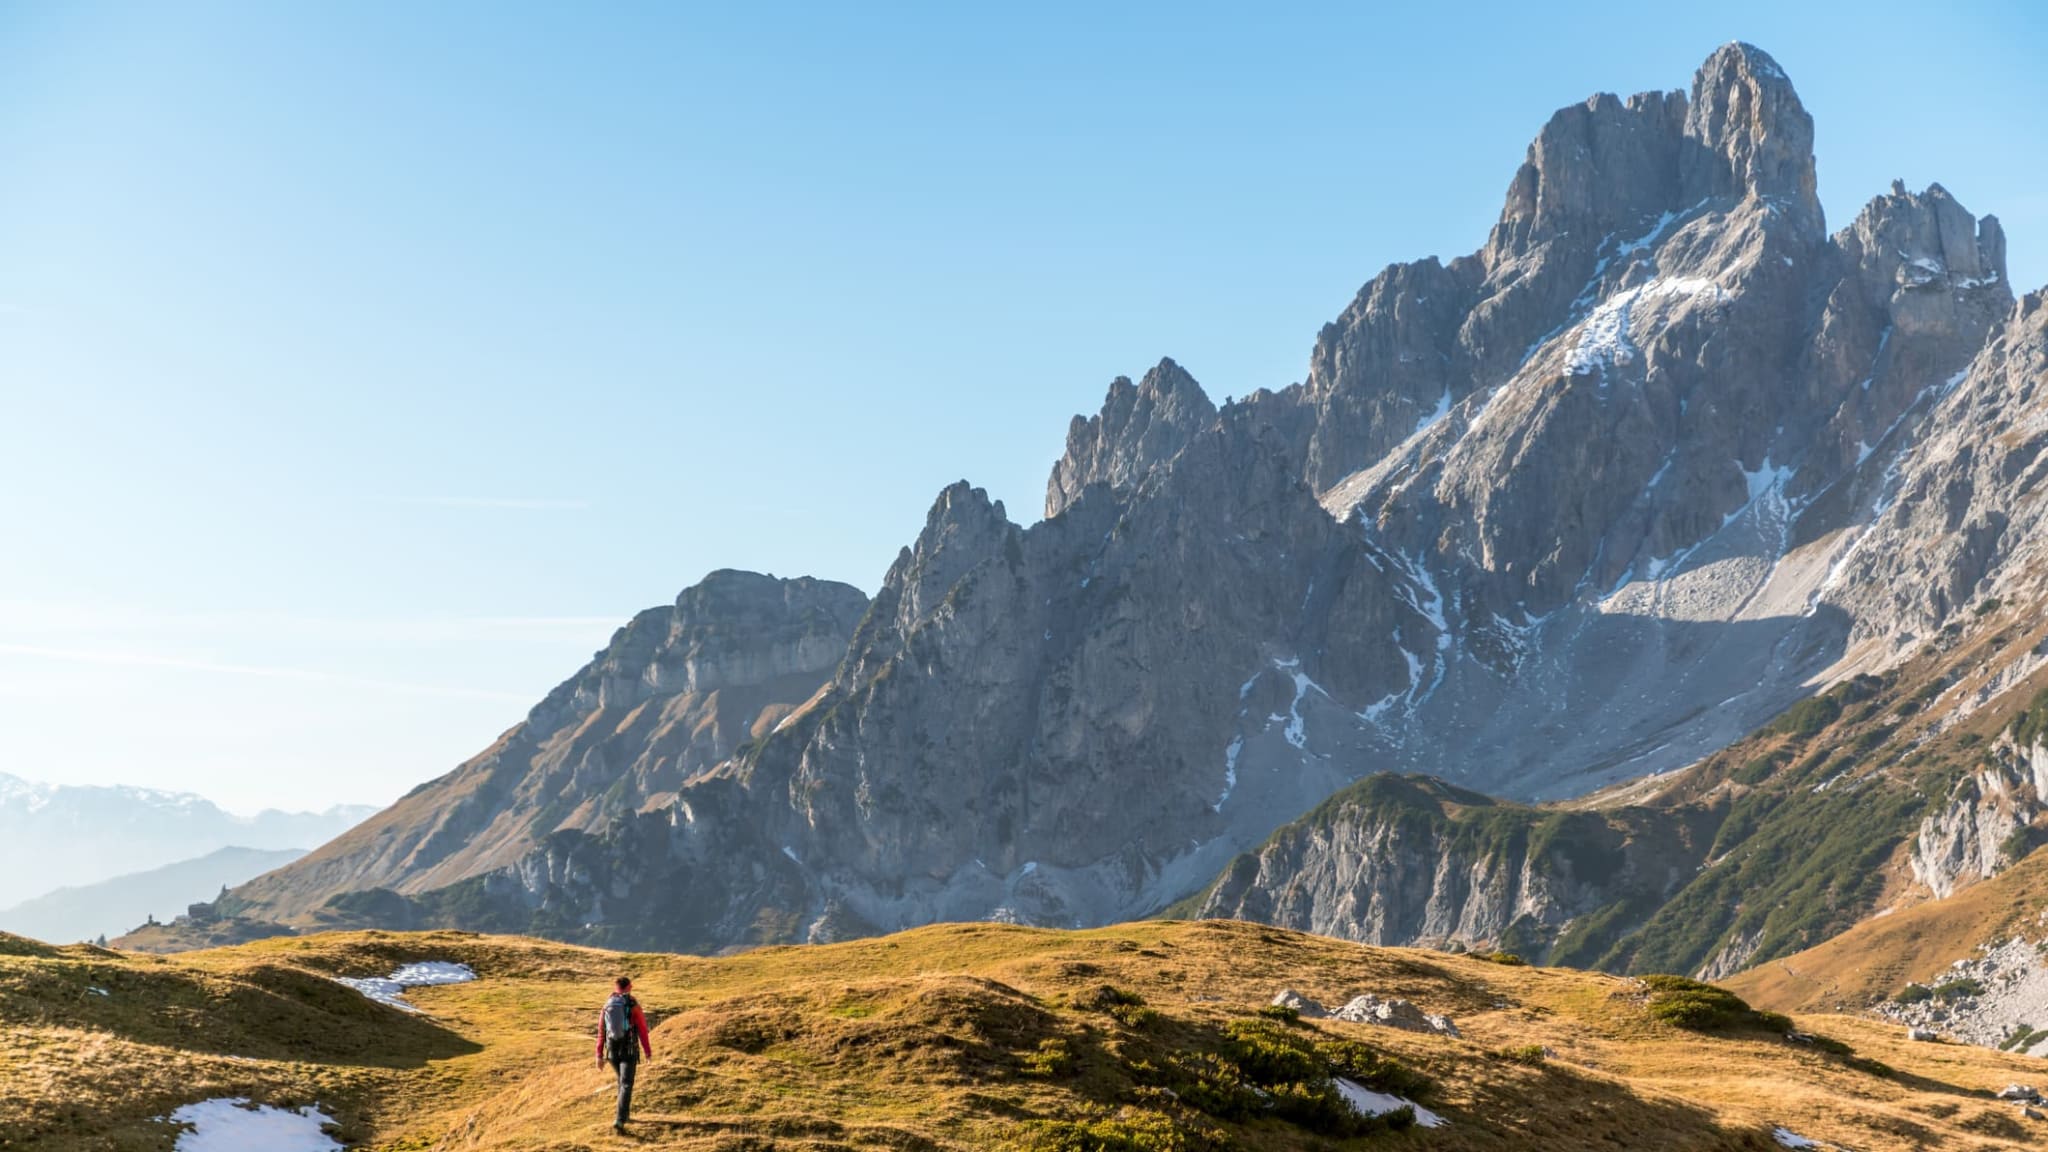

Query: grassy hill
[{"left": 4, "top": 921, "right": 2047, "bottom": 1150}]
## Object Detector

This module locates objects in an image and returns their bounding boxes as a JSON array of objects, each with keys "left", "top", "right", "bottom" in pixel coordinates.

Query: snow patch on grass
[
  {"left": 336, "top": 961, "right": 476, "bottom": 1013},
  {"left": 167, "top": 1098, "right": 342, "bottom": 1152},
  {"left": 1336, "top": 1078, "right": 1446, "bottom": 1127}
]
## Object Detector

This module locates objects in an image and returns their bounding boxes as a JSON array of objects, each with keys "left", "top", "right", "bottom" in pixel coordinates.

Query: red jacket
[{"left": 597, "top": 993, "right": 652, "bottom": 1062}]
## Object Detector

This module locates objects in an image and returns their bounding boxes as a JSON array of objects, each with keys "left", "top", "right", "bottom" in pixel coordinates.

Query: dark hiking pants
[{"left": 613, "top": 1057, "right": 638, "bottom": 1125}]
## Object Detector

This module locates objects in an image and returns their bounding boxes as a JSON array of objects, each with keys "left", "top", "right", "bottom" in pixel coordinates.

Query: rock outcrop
[
  {"left": 1045, "top": 358, "right": 1217, "bottom": 518},
  {"left": 1193, "top": 775, "right": 1709, "bottom": 966}
]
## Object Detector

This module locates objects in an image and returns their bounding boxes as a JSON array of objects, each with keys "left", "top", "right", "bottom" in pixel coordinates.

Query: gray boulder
[
  {"left": 1332, "top": 993, "right": 1461, "bottom": 1038},
  {"left": 1271, "top": 989, "right": 1328, "bottom": 1019}
]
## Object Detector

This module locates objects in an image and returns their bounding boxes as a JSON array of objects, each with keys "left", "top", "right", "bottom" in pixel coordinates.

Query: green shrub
[
  {"left": 1491, "top": 1043, "right": 1547, "bottom": 1065},
  {"left": 2013, "top": 684, "right": 2048, "bottom": 748},
  {"left": 1314, "top": 1034, "right": 1432, "bottom": 1097},
  {"left": 1110, "top": 1003, "right": 1160, "bottom": 1028},
  {"left": 1256, "top": 1003, "right": 1301, "bottom": 1023},
  {"left": 1021, "top": 1037, "right": 1074, "bottom": 1077},
  {"left": 1769, "top": 693, "right": 1842, "bottom": 738},
  {"left": 1929, "top": 977, "right": 1983, "bottom": 1001},
  {"left": 1895, "top": 982, "right": 1933, "bottom": 1005},
  {"left": 1640, "top": 974, "right": 1782, "bottom": 1032},
  {"left": 1022, "top": 1113, "right": 1194, "bottom": 1151},
  {"left": 1734, "top": 755, "right": 1781, "bottom": 785},
  {"left": 1473, "top": 950, "right": 1528, "bottom": 966},
  {"left": 2001, "top": 824, "right": 2045, "bottom": 866},
  {"left": 1222, "top": 1020, "right": 1325, "bottom": 1086},
  {"left": 1106, "top": 1014, "right": 1430, "bottom": 1140},
  {"left": 1073, "top": 984, "right": 1146, "bottom": 1013},
  {"left": 1265, "top": 1080, "right": 1413, "bottom": 1138}
]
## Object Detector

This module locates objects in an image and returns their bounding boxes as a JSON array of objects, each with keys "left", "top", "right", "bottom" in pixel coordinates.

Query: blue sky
[{"left": 2, "top": 1, "right": 2043, "bottom": 812}]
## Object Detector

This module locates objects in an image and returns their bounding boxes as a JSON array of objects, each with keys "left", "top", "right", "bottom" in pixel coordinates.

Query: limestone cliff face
[
  {"left": 1192, "top": 776, "right": 1709, "bottom": 966},
  {"left": 1910, "top": 725, "right": 2048, "bottom": 900},
  {"left": 233, "top": 44, "right": 2048, "bottom": 958},
  {"left": 1823, "top": 292, "right": 2048, "bottom": 644},
  {"left": 754, "top": 417, "right": 1412, "bottom": 931}
]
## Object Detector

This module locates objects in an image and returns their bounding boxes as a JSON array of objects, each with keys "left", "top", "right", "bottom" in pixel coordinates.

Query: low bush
[
  {"left": 1110, "top": 1003, "right": 1160, "bottom": 1028},
  {"left": 1222, "top": 1020, "right": 1324, "bottom": 1086},
  {"left": 1999, "top": 1023, "right": 2041, "bottom": 1053},
  {"left": 1022, "top": 1112, "right": 1197, "bottom": 1152},
  {"left": 1073, "top": 984, "right": 1146, "bottom": 1013},
  {"left": 1930, "top": 977, "right": 1984, "bottom": 1001},
  {"left": 1020, "top": 1037, "right": 1074, "bottom": 1077},
  {"left": 1491, "top": 1043, "right": 1547, "bottom": 1065},
  {"left": 1640, "top": 974, "right": 1784, "bottom": 1033}
]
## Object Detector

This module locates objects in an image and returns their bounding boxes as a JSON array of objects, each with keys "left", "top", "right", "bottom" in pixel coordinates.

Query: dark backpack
[{"left": 602, "top": 993, "right": 637, "bottom": 1063}]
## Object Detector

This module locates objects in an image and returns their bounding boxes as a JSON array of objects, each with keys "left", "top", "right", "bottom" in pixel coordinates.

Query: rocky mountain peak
[
  {"left": 1298, "top": 44, "right": 1830, "bottom": 495},
  {"left": 1484, "top": 42, "right": 1820, "bottom": 268},
  {"left": 1046, "top": 358, "right": 1217, "bottom": 518},
  {"left": 525, "top": 569, "right": 869, "bottom": 736},
  {"left": 1680, "top": 42, "right": 1820, "bottom": 228},
  {"left": 839, "top": 481, "right": 1021, "bottom": 687},
  {"left": 1486, "top": 88, "right": 1688, "bottom": 264}
]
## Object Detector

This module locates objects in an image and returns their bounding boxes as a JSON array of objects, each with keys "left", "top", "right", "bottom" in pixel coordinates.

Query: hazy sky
[{"left": 3, "top": 1, "right": 2043, "bottom": 813}]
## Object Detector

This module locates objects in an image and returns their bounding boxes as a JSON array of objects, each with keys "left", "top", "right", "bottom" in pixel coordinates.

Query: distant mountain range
[
  {"left": 0, "top": 771, "right": 372, "bottom": 908},
  {"left": 0, "top": 845, "right": 307, "bottom": 944}
]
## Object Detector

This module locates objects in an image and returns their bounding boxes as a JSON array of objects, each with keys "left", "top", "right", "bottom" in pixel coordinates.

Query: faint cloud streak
[
  {"left": 397, "top": 496, "right": 591, "bottom": 511},
  {"left": 0, "top": 642, "right": 534, "bottom": 702}
]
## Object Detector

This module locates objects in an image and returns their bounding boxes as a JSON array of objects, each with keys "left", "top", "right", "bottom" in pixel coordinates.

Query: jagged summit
[
  {"left": 1046, "top": 358, "right": 1216, "bottom": 518},
  {"left": 1488, "top": 41, "right": 1818, "bottom": 266},
  {"left": 1681, "top": 42, "right": 1820, "bottom": 227}
]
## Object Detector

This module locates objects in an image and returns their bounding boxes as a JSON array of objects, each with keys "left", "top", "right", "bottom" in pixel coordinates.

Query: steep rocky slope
[
  {"left": 229, "top": 570, "right": 868, "bottom": 937},
  {"left": 228, "top": 44, "right": 2044, "bottom": 956},
  {"left": 1195, "top": 601, "right": 2048, "bottom": 982}
]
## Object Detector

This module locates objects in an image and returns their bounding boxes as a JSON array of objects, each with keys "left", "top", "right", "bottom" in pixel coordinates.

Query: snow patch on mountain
[{"left": 1566, "top": 277, "right": 1726, "bottom": 376}]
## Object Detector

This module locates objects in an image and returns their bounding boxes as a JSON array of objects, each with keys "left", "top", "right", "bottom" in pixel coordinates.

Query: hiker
[{"left": 596, "top": 975, "right": 653, "bottom": 1133}]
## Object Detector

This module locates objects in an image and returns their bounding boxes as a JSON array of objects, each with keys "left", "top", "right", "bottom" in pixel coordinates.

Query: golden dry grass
[{"left": 4, "top": 921, "right": 2047, "bottom": 1150}]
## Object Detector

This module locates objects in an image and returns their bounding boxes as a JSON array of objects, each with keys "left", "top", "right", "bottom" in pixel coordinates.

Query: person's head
[{"left": 615, "top": 976, "right": 633, "bottom": 993}]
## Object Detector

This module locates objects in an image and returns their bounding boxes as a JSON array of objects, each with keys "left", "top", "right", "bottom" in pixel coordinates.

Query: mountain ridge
[
  {"left": 0, "top": 771, "right": 371, "bottom": 909},
  {"left": 0, "top": 845, "right": 306, "bottom": 945},
  {"left": 222, "top": 43, "right": 2045, "bottom": 970}
]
